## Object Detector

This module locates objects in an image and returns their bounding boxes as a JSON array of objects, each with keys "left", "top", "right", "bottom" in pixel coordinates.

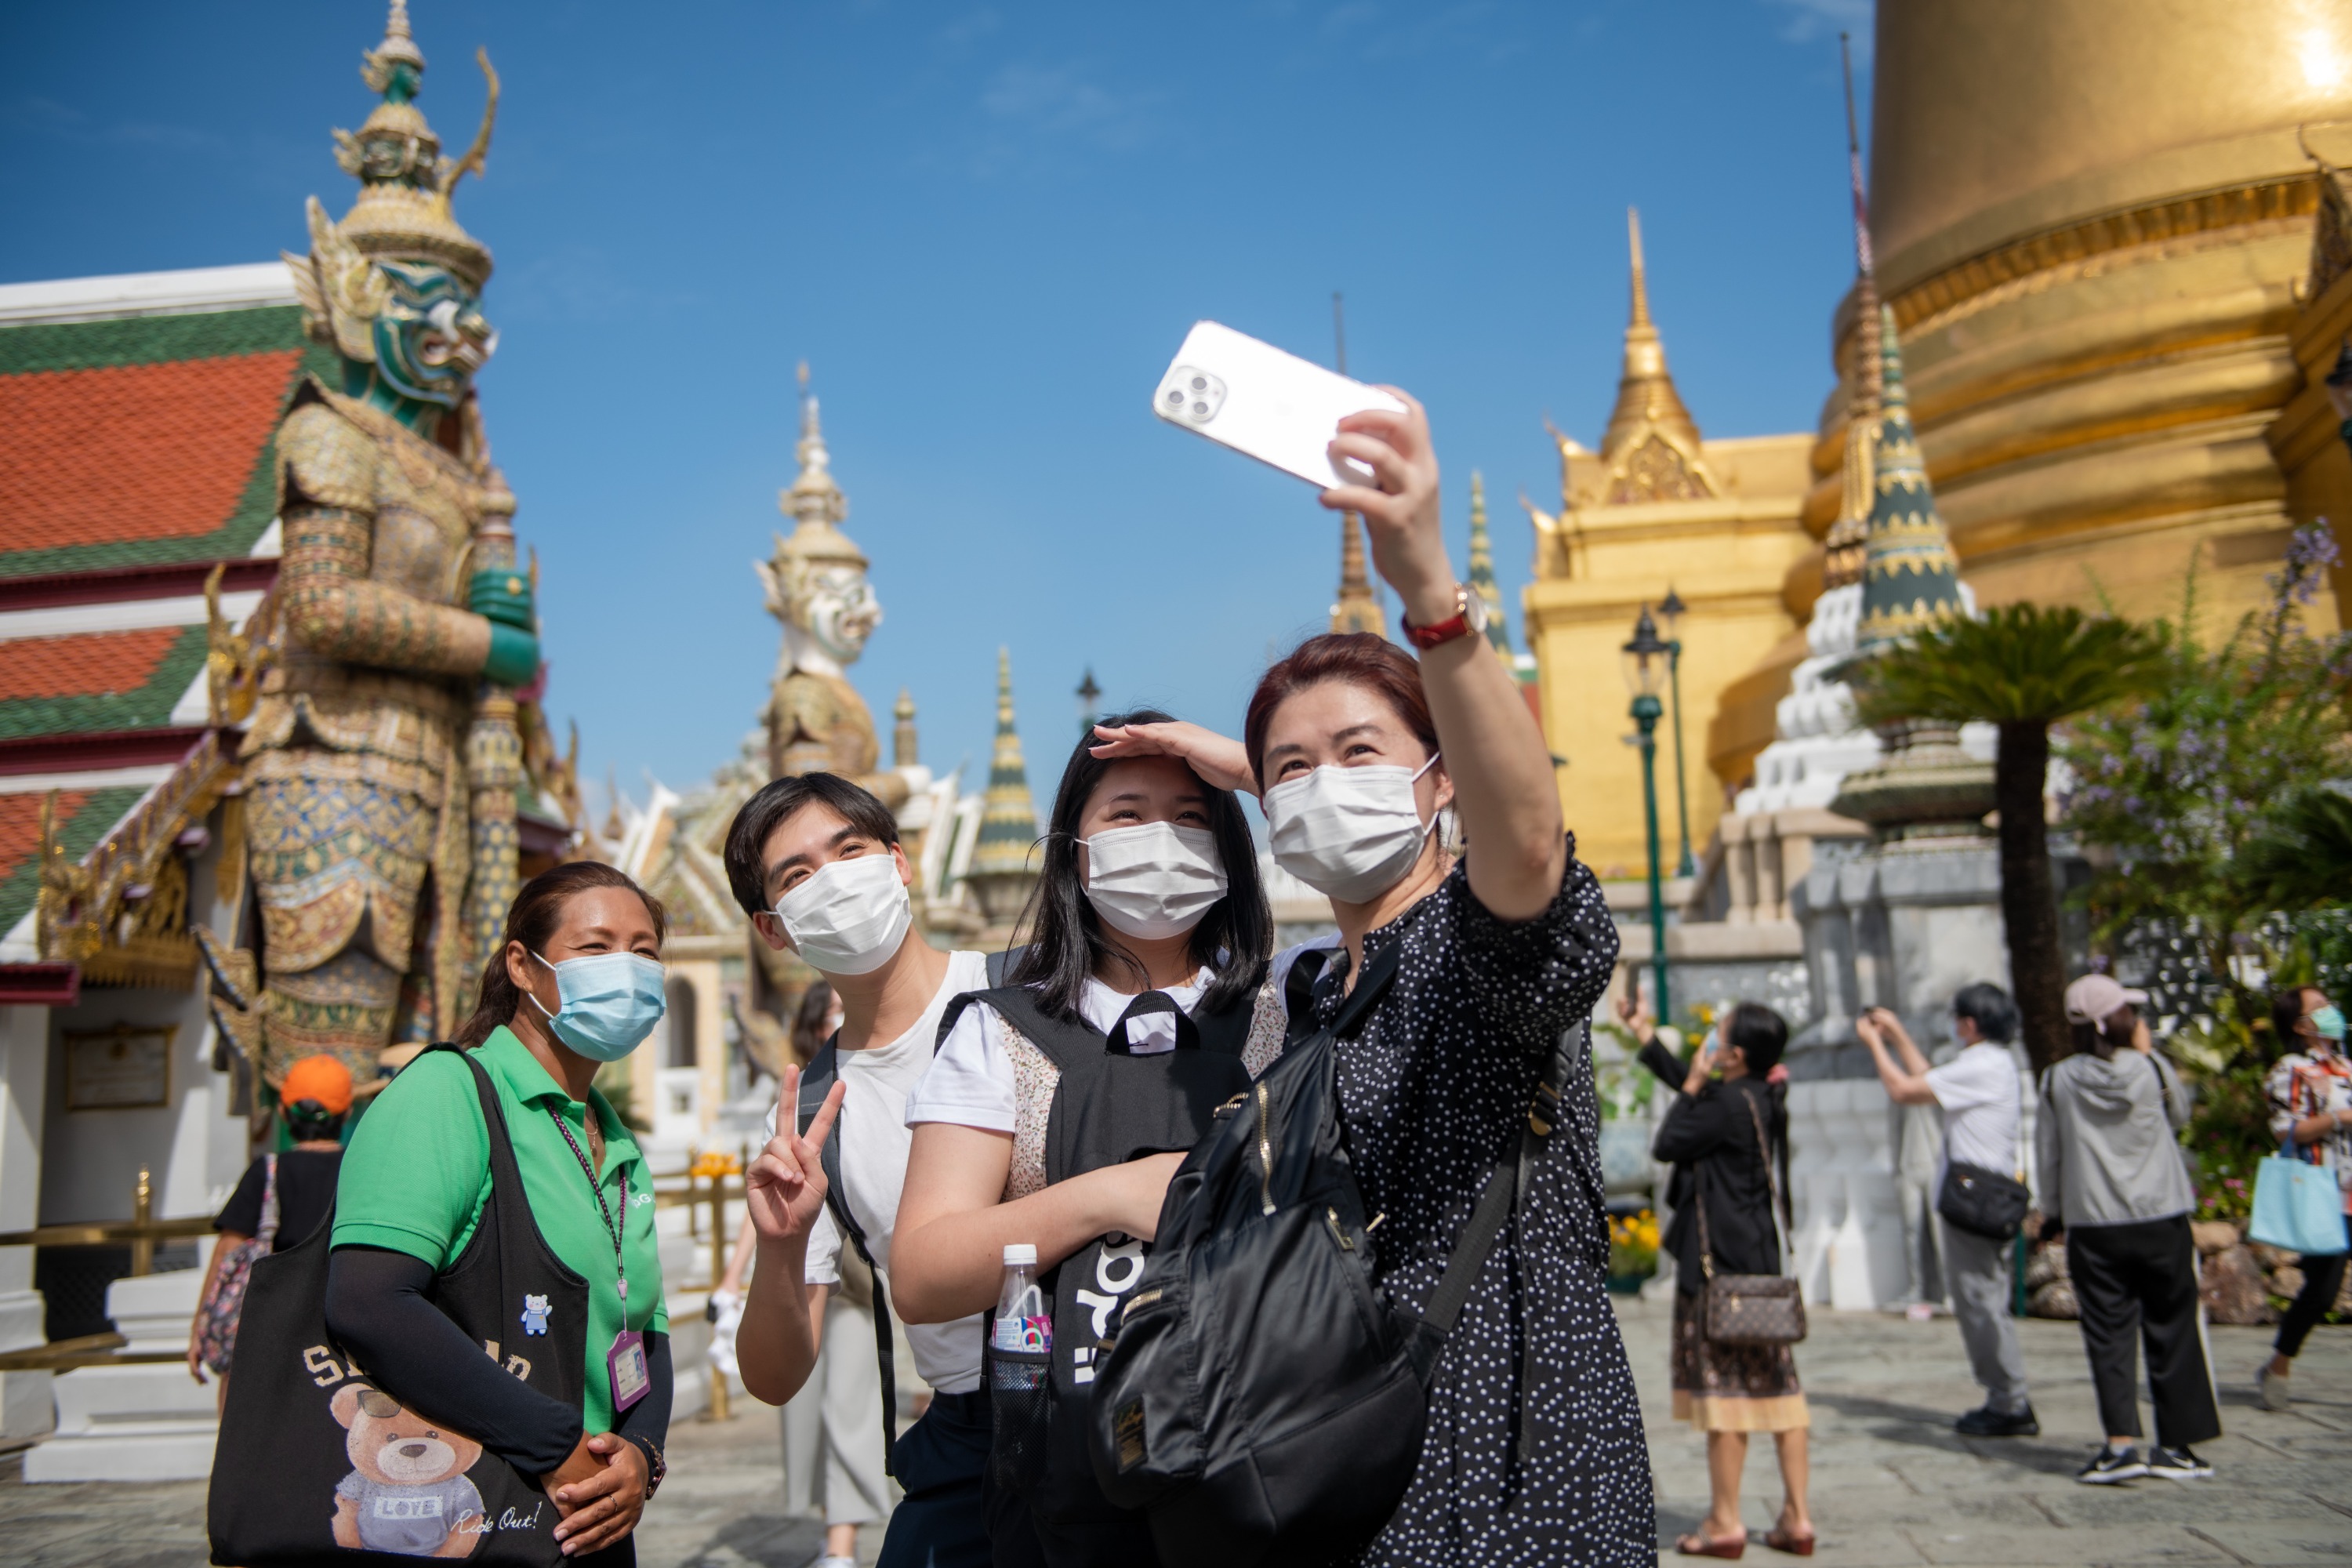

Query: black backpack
[
  {"left": 790, "top": 947, "right": 1025, "bottom": 1475},
  {"left": 1086, "top": 942, "right": 1584, "bottom": 1568}
]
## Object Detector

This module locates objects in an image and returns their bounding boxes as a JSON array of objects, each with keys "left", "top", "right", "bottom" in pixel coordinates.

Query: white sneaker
[{"left": 2258, "top": 1364, "right": 2291, "bottom": 1411}]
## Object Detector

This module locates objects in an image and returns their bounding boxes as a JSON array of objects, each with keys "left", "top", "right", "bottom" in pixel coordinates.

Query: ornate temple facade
[{"left": 1521, "top": 212, "right": 1814, "bottom": 877}]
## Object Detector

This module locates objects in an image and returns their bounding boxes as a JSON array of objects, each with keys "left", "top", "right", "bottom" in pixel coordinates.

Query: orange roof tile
[
  {"left": 0, "top": 628, "right": 185, "bottom": 702},
  {"left": 0, "top": 788, "right": 91, "bottom": 898},
  {"left": 0, "top": 351, "right": 304, "bottom": 552}
]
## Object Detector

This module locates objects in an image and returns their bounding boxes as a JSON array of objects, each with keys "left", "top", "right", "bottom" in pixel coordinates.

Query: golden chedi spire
[
  {"left": 1330, "top": 510, "right": 1385, "bottom": 635},
  {"left": 1599, "top": 208, "right": 1713, "bottom": 505},
  {"left": 893, "top": 688, "right": 919, "bottom": 769},
  {"left": 329, "top": 0, "right": 499, "bottom": 291},
  {"left": 971, "top": 649, "right": 1040, "bottom": 880},
  {"left": 1822, "top": 48, "right": 1882, "bottom": 596}
]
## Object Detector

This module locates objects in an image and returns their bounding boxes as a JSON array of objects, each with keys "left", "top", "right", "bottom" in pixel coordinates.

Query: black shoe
[
  {"left": 2146, "top": 1446, "right": 2212, "bottom": 1479},
  {"left": 2075, "top": 1446, "right": 2147, "bottom": 1484},
  {"left": 1955, "top": 1404, "right": 2039, "bottom": 1437}
]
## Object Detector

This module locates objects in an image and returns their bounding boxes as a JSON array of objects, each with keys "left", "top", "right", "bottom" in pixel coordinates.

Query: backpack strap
[
  {"left": 984, "top": 946, "right": 1028, "bottom": 986},
  {"left": 797, "top": 1031, "right": 898, "bottom": 1478}
]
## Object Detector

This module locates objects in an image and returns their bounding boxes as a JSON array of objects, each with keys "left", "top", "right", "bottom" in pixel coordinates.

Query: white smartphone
[{"left": 1151, "top": 320, "right": 1406, "bottom": 488}]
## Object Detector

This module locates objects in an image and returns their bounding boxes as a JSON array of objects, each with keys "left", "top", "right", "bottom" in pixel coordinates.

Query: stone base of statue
[{"left": 23, "top": 1271, "right": 213, "bottom": 1483}]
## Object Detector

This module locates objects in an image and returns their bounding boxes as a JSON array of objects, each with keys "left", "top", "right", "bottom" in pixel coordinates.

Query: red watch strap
[{"left": 1402, "top": 609, "right": 1473, "bottom": 650}]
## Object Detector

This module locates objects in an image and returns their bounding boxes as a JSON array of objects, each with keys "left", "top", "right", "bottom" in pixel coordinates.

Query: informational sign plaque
[{"left": 64, "top": 1025, "right": 173, "bottom": 1110}]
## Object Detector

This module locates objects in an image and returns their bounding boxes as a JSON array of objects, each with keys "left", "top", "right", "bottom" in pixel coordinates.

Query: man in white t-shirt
[
  {"left": 723, "top": 773, "right": 1001, "bottom": 1568},
  {"left": 1857, "top": 985, "right": 2035, "bottom": 1438}
]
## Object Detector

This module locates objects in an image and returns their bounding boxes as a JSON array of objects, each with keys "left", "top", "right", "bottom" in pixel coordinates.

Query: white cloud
[{"left": 978, "top": 62, "right": 1165, "bottom": 151}]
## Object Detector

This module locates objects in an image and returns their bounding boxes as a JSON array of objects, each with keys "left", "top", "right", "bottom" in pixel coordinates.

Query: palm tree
[
  {"left": 1849, "top": 603, "right": 2170, "bottom": 1072},
  {"left": 2241, "top": 786, "right": 2352, "bottom": 912}
]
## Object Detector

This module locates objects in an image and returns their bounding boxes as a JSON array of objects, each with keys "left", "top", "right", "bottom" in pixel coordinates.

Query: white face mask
[
  {"left": 773, "top": 853, "right": 911, "bottom": 976},
  {"left": 1083, "top": 822, "right": 1229, "bottom": 940},
  {"left": 1263, "top": 754, "right": 1439, "bottom": 905}
]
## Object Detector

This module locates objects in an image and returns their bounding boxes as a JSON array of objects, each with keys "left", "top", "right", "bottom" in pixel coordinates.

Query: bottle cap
[{"left": 1003, "top": 1243, "right": 1038, "bottom": 1267}]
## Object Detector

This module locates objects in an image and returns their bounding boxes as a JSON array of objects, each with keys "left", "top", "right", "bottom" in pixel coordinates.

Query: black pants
[
  {"left": 2067, "top": 1215, "right": 2221, "bottom": 1449},
  {"left": 2276, "top": 1251, "right": 2349, "bottom": 1360},
  {"left": 880, "top": 1390, "right": 1029, "bottom": 1568}
]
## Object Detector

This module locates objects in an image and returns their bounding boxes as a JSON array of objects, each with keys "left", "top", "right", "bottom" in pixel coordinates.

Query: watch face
[{"left": 1461, "top": 589, "right": 1488, "bottom": 633}]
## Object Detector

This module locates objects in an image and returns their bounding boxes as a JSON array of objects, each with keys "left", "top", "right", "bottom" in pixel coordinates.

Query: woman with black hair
[
  {"left": 1643, "top": 1000, "right": 1813, "bottom": 1558},
  {"left": 894, "top": 706, "right": 1272, "bottom": 1566}
]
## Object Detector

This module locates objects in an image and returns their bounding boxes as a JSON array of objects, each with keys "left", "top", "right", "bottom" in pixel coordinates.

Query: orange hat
[{"left": 281, "top": 1054, "right": 355, "bottom": 1116}]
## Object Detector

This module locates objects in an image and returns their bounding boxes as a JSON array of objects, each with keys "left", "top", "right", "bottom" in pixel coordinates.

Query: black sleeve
[
  {"left": 614, "top": 1332, "right": 671, "bottom": 1454},
  {"left": 1651, "top": 1084, "right": 1737, "bottom": 1165},
  {"left": 1636, "top": 1039, "right": 1687, "bottom": 1091},
  {"left": 214, "top": 1157, "right": 268, "bottom": 1235},
  {"left": 325, "top": 1244, "right": 583, "bottom": 1475}
]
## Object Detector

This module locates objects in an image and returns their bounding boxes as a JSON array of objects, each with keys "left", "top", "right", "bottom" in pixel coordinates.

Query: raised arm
[
  {"left": 1856, "top": 1009, "right": 1937, "bottom": 1105},
  {"left": 1325, "top": 394, "right": 1566, "bottom": 920},
  {"left": 734, "top": 1069, "right": 844, "bottom": 1406}
]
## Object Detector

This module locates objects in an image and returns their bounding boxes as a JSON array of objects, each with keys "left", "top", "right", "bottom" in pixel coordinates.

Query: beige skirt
[{"left": 1671, "top": 1285, "right": 1810, "bottom": 1433}]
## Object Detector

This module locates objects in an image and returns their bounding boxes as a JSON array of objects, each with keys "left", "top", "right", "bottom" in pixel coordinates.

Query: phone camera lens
[
  {"left": 1164, "top": 388, "right": 1183, "bottom": 406},
  {"left": 1192, "top": 401, "right": 1210, "bottom": 418},
  {"left": 1189, "top": 376, "right": 1207, "bottom": 391}
]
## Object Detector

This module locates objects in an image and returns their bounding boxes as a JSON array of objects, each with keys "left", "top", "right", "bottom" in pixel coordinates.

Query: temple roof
[
  {"left": 971, "top": 648, "right": 1040, "bottom": 877},
  {"left": 1596, "top": 209, "right": 1712, "bottom": 506}
]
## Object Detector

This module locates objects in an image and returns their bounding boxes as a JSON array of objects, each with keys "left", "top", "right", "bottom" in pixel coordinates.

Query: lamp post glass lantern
[
  {"left": 1076, "top": 668, "right": 1102, "bottom": 736},
  {"left": 1622, "top": 605, "right": 1671, "bottom": 1026},
  {"left": 1658, "top": 587, "right": 1694, "bottom": 877}
]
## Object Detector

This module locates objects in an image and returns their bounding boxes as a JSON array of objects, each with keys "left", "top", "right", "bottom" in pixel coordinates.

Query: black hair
[
  {"left": 2069, "top": 1007, "right": 2136, "bottom": 1061},
  {"left": 723, "top": 773, "right": 902, "bottom": 919},
  {"left": 456, "top": 861, "right": 667, "bottom": 1048},
  {"left": 2270, "top": 984, "right": 2325, "bottom": 1055},
  {"left": 1953, "top": 982, "right": 2019, "bottom": 1045},
  {"left": 1724, "top": 1001, "right": 1788, "bottom": 1076},
  {"left": 1004, "top": 708, "right": 1271, "bottom": 1020},
  {"left": 285, "top": 1099, "right": 343, "bottom": 1143},
  {"left": 791, "top": 981, "right": 837, "bottom": 1066}
]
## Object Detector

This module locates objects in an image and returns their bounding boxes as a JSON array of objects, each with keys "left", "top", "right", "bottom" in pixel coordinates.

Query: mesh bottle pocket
[{"left": 986, "top": 1341, "right": 1054, "bottom": 1500}]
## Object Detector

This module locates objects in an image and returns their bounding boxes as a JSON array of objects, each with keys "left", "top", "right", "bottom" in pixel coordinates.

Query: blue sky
[{"left": 4, "top": 0, "right": 1872, "bottom": 814}]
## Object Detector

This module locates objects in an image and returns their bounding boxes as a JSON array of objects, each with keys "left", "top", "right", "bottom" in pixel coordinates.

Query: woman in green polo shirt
[{"left": 325, "top": 862, "right": 673, "bottom": 1562}]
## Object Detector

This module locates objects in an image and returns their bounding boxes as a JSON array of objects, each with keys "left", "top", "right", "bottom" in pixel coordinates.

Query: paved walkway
[
  {"left": 1, "top": 1307, "right": 2345, "bottom": 1565},
  {"left": 1619, "top": 1297, "right": 2352, "bottom": 1566}
]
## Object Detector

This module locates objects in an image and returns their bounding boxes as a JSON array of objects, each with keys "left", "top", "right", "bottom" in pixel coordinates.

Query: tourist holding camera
[
  {"left": 1644, "top": 1002, "right": 1812, "bottom": 1559},
  {"left": 1855, "top": 989, "right": 2037, "bottom": 1437}
]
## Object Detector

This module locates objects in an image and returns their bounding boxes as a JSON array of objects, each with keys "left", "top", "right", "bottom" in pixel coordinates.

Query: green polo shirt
[{"left": 334, "top": 1027, "right": 666, "bottom": 1434}]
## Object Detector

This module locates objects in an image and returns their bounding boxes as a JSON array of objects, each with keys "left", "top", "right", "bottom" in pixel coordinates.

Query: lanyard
[{"left": 550, "top": 1109, "right": 628, "bottom": 1308}]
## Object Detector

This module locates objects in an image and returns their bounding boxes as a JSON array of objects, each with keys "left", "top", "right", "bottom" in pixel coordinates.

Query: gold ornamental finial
[
  {"left": 1330, "top": 510, "right": 1384, "bottom": 636},
  {"left": 1627, "top": 207, "right": 1653, "bottom": 329},
  {"left": 893, "top": 688, "right": 920, "bottom": 769},
  {"left": 777, "top": 361, "right": 861, "bottom": 554},
  {"left": 1465, "top": 471, "right": 1512, "bottom": 657},
  {"left": 1597, "top": 207, "right": 1711, "bottom": 501}
]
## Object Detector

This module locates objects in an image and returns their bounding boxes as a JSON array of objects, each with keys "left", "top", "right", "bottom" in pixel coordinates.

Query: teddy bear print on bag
[{"left": 330, "top": 1383, "right": 487, "bottom": 1558}]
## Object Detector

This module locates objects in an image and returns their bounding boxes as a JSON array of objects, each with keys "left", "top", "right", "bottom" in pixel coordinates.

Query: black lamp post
[
  {"left": 1658, "top": 586, "right": 1695, "bottom": 877},
  {"left": 1623, "top": 604, "right": 1672, "bottom": 1025},
  {"left": 1075, "top": 668, "right": 1103, "bottom": 735}
]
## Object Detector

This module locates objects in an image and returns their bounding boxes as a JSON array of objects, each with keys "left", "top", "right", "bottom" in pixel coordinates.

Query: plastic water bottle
[{"left": 993, "top": 1243, "right": 1049, "bottom": 1352}]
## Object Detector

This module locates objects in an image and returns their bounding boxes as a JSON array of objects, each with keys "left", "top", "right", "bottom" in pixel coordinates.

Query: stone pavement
[
  {"left": 0, "top": 1306, "right": 2344, "bottom": 1566},
  {"left": 1619, "top": 1297, "right": 2352, "bottom": 1566}
]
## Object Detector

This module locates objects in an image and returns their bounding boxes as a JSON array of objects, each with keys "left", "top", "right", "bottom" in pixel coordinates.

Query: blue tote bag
[{"left": 2248, "top": 1140, "right": 2350, "bottom": 1257}]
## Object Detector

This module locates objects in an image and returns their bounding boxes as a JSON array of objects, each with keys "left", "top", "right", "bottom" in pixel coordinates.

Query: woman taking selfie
[
  {"left": 893, "top": 706, "right": 1272, "bottom": 1566},
  {"left": 1088, "top": 392, "right": 1652, "bottom": 1566},
  {"left": 325, "top": 862, "right": 673, "bottom": 1561},
  {"left": 1639, "top": 1000, "right": 1811, "bottom": 1558}
]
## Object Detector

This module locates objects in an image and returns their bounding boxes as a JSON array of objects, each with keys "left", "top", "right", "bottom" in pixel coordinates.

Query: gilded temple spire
[
  {"left": 1465, "top": 471, "right": 1512, "bottom": 656},
  {"left": 1823, "top": 35, "right": 1881, "bottom": 593},
  {"left": 1598, "top": 208, "right": 1711, "bottom": 504},
  {"left": 971, "top": 648, "right": 1040, "bottom": 878},
  {"left": 325, "top": 0, "right": 497, "bottom": 291},
  {"left": 1328, "top": 289, "right": 1385, "bottom": 637},
  {"left": 893, "top": 688, "right": 919, "bottom": 769}
]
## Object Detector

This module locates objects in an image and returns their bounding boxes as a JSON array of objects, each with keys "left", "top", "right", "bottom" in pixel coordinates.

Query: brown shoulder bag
[{"left": 1697, "top": 1091, "right": 1806, "bottom": 1346}]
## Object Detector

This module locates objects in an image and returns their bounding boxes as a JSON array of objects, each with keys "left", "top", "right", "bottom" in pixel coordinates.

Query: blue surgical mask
[
  {"left": 2311, "top": 1004, "right": 2346, "bottom": 1043},
  {"left": 530, "top": 950, "right": 666, "bottom": 1062}
]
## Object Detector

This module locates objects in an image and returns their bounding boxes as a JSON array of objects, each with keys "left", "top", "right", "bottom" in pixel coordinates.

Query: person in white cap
[{"left": 2038, "top": 973, "right": 2220, "bottom": 1485}]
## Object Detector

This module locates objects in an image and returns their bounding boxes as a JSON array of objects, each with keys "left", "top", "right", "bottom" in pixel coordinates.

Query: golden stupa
[{"left": 1709, "top": 0, "right": 2352, "bottom": 789}]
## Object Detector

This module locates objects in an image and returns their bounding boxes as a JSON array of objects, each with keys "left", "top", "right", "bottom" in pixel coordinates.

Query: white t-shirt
[
  {"left": 762, "top": 948, "right": 989, "bottom": 1396},
  {"left": 1926, "top": 1042, "right": 2024, "bottom": 1178},
  {"left": 903, "top": 967, "right": 1215, "bottom": 1134}
]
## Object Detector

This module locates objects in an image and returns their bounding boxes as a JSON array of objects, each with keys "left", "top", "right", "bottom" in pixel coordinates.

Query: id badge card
[{"left": 608, "top": 1328, "right": 649, "bottom": 1414}]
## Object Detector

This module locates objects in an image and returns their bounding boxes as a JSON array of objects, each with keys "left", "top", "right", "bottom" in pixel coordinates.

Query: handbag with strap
[
  {"left": 1937, "top": 1162, "right": 2031, "bottom": 1241},
  {"left": 1697, "top": 1091, "right": 1806, "bottom": 1347},
  {"left": 2249, "top": 1134, "right": 2352, "bottom": 1257},
  {"left": 196, "top": 1152, "right": 281, "bottom": 1376}
]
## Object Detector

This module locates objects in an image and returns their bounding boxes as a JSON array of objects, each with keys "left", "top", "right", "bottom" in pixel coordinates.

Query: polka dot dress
[{"left": 1287, "top": 850, "right": 1653, "bottom": 1567}]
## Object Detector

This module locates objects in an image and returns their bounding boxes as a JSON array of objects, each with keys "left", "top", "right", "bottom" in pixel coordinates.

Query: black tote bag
[{"left": 208, "top": 1044, "right": 590, "bottom": 1566}]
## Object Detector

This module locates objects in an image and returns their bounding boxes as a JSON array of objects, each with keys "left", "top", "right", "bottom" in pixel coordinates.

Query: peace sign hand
[{"left": 744, "top": 1065, "right": 846, "bottom": 1247}]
